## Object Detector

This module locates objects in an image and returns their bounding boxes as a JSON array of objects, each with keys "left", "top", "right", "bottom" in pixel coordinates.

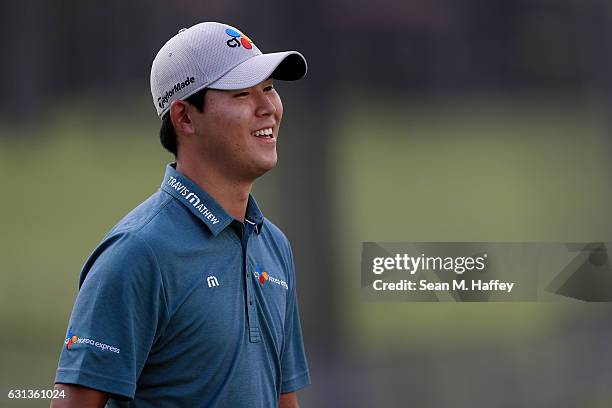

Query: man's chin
[
  {"left": 248, "top": 157, "right": 278, "bottom": 180},
  {"left": 258, "top": 160, "right": 278, "bottom": 176}
]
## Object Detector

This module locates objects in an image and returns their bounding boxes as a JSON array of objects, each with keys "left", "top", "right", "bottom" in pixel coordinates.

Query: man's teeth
[{"left": 253, "top": 128, "right": 273, "bottom": 137}]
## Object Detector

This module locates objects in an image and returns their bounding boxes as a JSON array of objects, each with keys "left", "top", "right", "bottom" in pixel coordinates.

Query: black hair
[{"left": 159, "top": 88, "right": 208, "bottom": 157}]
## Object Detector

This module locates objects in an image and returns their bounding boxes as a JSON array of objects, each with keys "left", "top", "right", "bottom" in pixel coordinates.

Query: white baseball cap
[{"left": 150, "top": 22, "right": 308, "bottom": 119}]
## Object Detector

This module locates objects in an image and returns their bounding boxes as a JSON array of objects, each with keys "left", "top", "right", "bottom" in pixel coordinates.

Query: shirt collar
[
  {"left": 160, "top": 163, "right": 264, "bottom": 236},
  {"left": 245, "top": 194, "right": 265, "bottom": 234}
]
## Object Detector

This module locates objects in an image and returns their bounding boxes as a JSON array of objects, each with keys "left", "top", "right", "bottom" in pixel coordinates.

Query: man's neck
[{"left": 176, "top": 161, "right": 252, "bottom": 222}]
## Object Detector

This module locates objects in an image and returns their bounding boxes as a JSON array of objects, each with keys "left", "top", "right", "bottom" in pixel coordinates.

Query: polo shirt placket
[
  {"left": 239, "top": 218, "right": 261, "bottom": 343},
  {"left": 161, "top": 166, "right": 266, "bottom": 344}
]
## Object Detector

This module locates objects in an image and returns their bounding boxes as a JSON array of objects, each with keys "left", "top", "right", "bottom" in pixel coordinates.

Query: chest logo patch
[
  {"left": 254, "top": 265, "right": 288, "bottom": 290},
  {"left": 207, "top": 275, "right": 219, "bottom": 287}
]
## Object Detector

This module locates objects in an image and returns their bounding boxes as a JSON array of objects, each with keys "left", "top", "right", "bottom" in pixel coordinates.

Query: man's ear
[{"left": 170, "top": 100, "right": 196, "bottom": 136}]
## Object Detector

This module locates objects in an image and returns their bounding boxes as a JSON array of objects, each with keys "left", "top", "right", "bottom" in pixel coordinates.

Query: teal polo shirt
[{"left": 55, "top": 163, "right": 310, "bottom": 407}]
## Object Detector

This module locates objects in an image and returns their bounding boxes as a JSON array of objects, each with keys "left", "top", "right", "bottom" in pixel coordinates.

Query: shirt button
[
  {"left": 249, "top": 296, "right": 253, "bottom": 305},
  {"left": 247, "top": 272, "right": 250, "bottom": 278}
]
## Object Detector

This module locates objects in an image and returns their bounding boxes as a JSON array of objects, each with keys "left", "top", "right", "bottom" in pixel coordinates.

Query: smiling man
[{"left": 51, "top": 22, "right": 310, "bottom": 408}]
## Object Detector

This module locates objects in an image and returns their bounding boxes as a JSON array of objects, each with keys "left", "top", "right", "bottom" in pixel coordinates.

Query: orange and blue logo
[
  {"left": 225, "top": 28, "right": 253, "bottom": 49},
  {"left": 66, "top": 327, "right": 78, "bottom": 350}
]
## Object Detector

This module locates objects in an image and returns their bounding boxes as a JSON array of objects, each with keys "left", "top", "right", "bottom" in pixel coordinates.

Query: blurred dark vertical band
[{"left": 270, "top": 1, "right": 342, "bottom": 357}]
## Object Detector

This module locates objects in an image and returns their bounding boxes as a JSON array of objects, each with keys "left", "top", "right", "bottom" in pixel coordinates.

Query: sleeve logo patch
[
  {"left": 66, "top": 327, "right": 78, "bottom": 349},
  {"left": 64, "top": 327, "right": 121, "bottom": 354}
]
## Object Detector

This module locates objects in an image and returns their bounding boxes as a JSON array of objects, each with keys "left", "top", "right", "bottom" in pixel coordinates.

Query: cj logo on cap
[{"left": 225, "top": 28, "right": 253, "bottom": 49}]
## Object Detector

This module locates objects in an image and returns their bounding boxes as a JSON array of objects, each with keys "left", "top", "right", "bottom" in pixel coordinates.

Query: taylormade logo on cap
[
  {"left": 157, "top": 76, "right": 196, "bottom": 109},
  {"left": 150, "top": 21, "right": 308, "bottom": 119}
]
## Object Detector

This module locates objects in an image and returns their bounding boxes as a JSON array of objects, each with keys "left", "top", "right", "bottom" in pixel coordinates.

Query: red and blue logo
[
  {"left": 65, "top": 327, "right": 78, "bottom": 350},
  {"left": 254, "top": 264, "right": 288, "bottom": 290},
  {"left": 225, "top": 28, "right": 253, "bottom": 49},
  {"left": 256, "top": 264, "right": 269, "bottom": 284}
]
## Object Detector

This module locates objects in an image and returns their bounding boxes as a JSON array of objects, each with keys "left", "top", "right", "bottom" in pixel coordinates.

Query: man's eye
[
  {"left": 234, "top": 91, "right": 249, "bottom": 97},
  {"left": 264, "top": 85, "right": 274, "bottom": 92}
]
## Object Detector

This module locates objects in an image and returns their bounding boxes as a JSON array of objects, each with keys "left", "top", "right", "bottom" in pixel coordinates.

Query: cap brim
[{"left": 208, "top": 51, "right": 307, "bottom": 90}]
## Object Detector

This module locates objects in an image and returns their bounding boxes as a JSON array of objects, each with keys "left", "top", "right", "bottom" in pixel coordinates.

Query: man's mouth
[{"left": 252, "top": 127, "right": 274, "bottom": 138}]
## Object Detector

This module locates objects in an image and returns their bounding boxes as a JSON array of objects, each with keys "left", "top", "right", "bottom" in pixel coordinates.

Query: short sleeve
[
  {"left": 280, "top": 245, "right": 311, "bottom": 393},
  {"left": 55, "top": 232, "right": 167, "bottom": 399}
]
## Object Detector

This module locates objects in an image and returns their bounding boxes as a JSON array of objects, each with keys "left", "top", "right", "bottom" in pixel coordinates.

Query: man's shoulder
[
  {"left": 262, "top": 217, "right": 290, "bottom": 244},
  {"left": 82, "top": 188, "right": 213, "bottom": 277},
  {"left": 78, "top": 191, "right": 177, "bottom": 287},
  {"left": 107, "top": 190, "right": 173, "bottom": 237},
  {"left": 83, "top": 191, "right": 177, "bottom": 269},
  {"left": 261, "top": 217, "right": 295, "bottom": 263}
]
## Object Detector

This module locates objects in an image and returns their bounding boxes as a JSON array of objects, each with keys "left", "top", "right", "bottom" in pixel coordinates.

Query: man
[{"left": 51, "top": 22, "right": 310, "bottom": 408}]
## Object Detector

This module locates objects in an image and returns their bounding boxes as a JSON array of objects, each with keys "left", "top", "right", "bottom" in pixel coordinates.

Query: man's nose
[{"left": 255, "top": 91, "right": 276, "bottom": 117}]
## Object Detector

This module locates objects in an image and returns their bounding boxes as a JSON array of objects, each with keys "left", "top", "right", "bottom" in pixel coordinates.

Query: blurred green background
[
  {"left": 3, "top": 1, "right": 612, "bottom": 407},
  {"left": 2, "top": 96, "right": 612, "bottom": 407}
]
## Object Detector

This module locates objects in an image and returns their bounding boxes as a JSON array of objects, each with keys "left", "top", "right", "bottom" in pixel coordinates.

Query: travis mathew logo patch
[
  {"left": 166, "top": 176, "right": 221, "bottom": 225},
  {"left": 225, "top": 28, "right": 253, "bottom": 49},
  {"left": 158, "top": 76, "right": 196, "bottom": 109}
]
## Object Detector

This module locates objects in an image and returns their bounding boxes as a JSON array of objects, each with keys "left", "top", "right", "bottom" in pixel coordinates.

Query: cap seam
[
  {"left": 182, "top": 31, "right": 209, "bottom": 86},
  {"left": 156, "top": 31, "right": 209, "bottom": 119}
]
